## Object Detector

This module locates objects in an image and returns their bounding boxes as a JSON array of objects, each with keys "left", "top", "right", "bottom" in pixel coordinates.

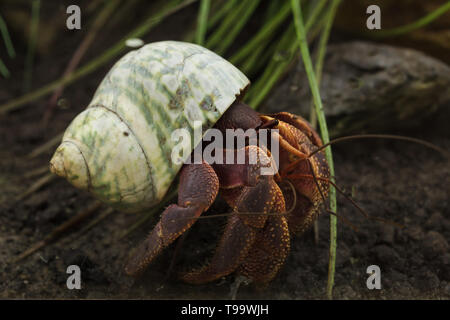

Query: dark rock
[{"left": 263, "top": 41, "right": 450, "bottom": 136}]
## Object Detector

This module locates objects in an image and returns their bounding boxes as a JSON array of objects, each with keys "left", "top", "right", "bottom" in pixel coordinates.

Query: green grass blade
[
  {"left": 206, "top": 0, "right": 260, "bottom": 54},
  {"left": 0, "top": 0, "right": 197, "bottom": 115},
  {"left": 309, "top": 0, "right": 335, "bottom": 126},
  {"left": 290, "top": 0, "right": 340, "bottom": 299},
  {"left": 246, "top": 0, "right": 328, "bottom": 108},
  {"left": 0, "top": 58, "right": 10, "bottom": 78},
  {"left": 206, "top": 0, "right": 237, "bottom": 30},
  {"left": 0, "top": 13, "right": 16, "bottom": 58},
  {"left": 183, "top": 0, "right": 237, "bottom": 43},
  {"left": 230, "top": 1, "right": 291, "bottom": 65},
  {"left": 246, "top": 23, "right": 296, "bottom": 107},
  {"left": 304, "top": 0, "right": 329, "bottom": 32},
  {"left": 215, "top": 0, "right": 260, "bottom": 55},
  {"left": 370, "top": 1, "right": 450, "bottom": 37},
  {"left": 195, "top": 0, "right": 210, "bottom": 45},
  {"left": 205, "top": 0, "right": 245, "bottom": 49}
]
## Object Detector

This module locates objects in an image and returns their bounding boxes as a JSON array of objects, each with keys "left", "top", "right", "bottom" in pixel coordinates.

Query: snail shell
[{"left": 50, "top": 41, "right": 249, "bottom": 212}]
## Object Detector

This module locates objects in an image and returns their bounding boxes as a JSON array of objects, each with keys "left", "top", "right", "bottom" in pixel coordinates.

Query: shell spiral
[{"left": 50, "top": 41, "right": 249, "bottom": 212}]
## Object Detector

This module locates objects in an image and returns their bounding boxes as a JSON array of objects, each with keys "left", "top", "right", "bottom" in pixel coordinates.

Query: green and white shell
[{"left": 50, "top": 41, "right": 249, "bottom": 212}]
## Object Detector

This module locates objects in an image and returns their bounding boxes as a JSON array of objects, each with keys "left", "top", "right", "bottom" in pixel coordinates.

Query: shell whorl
[{"left": 50, "top": 41, "right": 249, "bottom": 212}]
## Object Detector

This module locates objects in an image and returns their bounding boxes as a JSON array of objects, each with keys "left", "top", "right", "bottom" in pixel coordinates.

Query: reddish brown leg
[
  {"left": 280, "top": 181, "right": 318, "bottom": 234},
  {"left": 238, "top": 198, "right": 290, "bottom": 284},
  {"left": 181, "top": 146, "right": 287, "bottom": 284},
  {"left": 180, "top": 214, "right": 258, "bottom": 284},
  {"left": 125, "top": 162, "right": 219, "bottom": 276},
  {"left": 259, "top": 114, "right": 330, "bottom": 234}
]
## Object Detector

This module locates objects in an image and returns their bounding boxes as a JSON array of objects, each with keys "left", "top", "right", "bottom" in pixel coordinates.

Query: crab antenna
[
  {"left": 285, "top": 172, "right": 405, "bottom": 229},
  {"left": 307, "top": 134, "right": 450, "bottom": 160},
  {"left": 305, "top": 158, "right": 361, "bottom": 232},
  {"left": 325, "top": 209, "right": 359, "bottom": 233}
]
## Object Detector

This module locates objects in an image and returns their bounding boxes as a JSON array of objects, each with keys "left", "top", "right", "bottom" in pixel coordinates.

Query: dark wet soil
[
  {"left": 0, "top": 2, "right": 449, "bottom": 300},
  {"left": 1, "top": 82, "right": 449, "bottom": 299}
]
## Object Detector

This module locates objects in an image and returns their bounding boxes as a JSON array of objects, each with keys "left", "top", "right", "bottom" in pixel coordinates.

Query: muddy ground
[
  {"left": 1, "top": 3, "right": 449, "bottom": 300},
  {"left": 1, "top": 110, "right": 449, "bottom": 300}
]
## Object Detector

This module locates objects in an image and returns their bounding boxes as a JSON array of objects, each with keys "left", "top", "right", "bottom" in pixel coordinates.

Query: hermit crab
[{"left": 50, "top": 41, "right": 330, "bottom": 285}]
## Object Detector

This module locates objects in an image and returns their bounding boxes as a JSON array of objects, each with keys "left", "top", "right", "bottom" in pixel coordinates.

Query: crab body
[{"left": 50, "top": 41, "right": 329, "bottom": 285}]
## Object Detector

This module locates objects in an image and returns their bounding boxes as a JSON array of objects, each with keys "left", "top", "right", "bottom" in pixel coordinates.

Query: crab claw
[{"left": 125, "top": 162, "right": 220, "bottom": 277}]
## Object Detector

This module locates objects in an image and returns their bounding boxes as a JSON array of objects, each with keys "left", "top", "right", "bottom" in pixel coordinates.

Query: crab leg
[
  {"left": 238, "top": 214, "right": 290, "bottom": 284},
  {"left": 181, "top": 178, "right": 287, "bottom": 284},
  {"left": 180, "top": 214, "right": 258, "bottom": 284},
  {"left": 125, "top": 162, "right": 219, "bottom": 277},
  {"left": 181, "top": 146, "right": 287, "bottom": 284}
]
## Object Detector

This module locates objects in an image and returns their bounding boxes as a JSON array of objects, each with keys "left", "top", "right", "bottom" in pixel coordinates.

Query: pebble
[
  {"left": 377, "top": 224, "right": 395, "bottom": 244},
  {"left": 335, "top": 285, "right": 358, "bottom": 299},
  {"left": 415, "top": 270, "right": 440, "bottom": 292},
  {"left": 372, "top": 244, "right": 402, "bottom": 267},
  {"left": 423, "top": 231, "right": 449, "bottom": 259},
  {"left": 415, "top": 208, "right": 426, "bottom": 218},
  {"left": 444, "top": 282, "right": 450, "bottom": 296},
  {"left": 425, "top": 212, "right": 444, "bottom": 230},
  {"left": 406, "top": 225, "right": 425, "bottom": 241}
]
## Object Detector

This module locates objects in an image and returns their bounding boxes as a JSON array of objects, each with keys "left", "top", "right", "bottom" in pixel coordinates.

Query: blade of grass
[
  {"left": 109, "top": 0, "right": 142, "bottom": 26},
  {"left": 246, "top": 0, "right": 329, "bottom": 108},
  {"left": 27, "top": 132, "right": 64, "bottom": 159},
  {"left": 229, "top": 1, "right": 291, "bottom": 65},
  {"left": 183, "top": 0, "right": 238, "bottom": 42},
  {"left": 239, "top": 42, "right": 265, "bottom": 75},
  {"left": 0, "top": 13, "right": 16, "bottom": 58},
  {"left": 246, "top": 23, "right": 296, "bottom": 107},
  {"left": 23, "top": 0, "right": 40, "bottom": 93},
  {"left": 309, "top": 0, "right": 335, "bottom": 126},
  {"left": 237, "top": 2, "right": 291, "bottom": 75},
  {"left": 214, "top": 0, "right": 260, "bottom": 55},
  {"left": 0, "top": 0, "right": 198, "bottom": 115},
  {"left": 304, "top": 0, "right": 329, "bottom": 32},
  {"left": 0, "top": 58, "right": 10, "bottom": 78},
  {"left": 195, "top": 0, "right": 210, "bottom": 45},
  {"left": 205, "top": 0, "right": 260, "bottom": 53},
  {"left": 370, "top": 1, "right": 450, "bottom": 38},
  {"left": 290, "top": 0, "right": 340, "bottom": 300}
]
